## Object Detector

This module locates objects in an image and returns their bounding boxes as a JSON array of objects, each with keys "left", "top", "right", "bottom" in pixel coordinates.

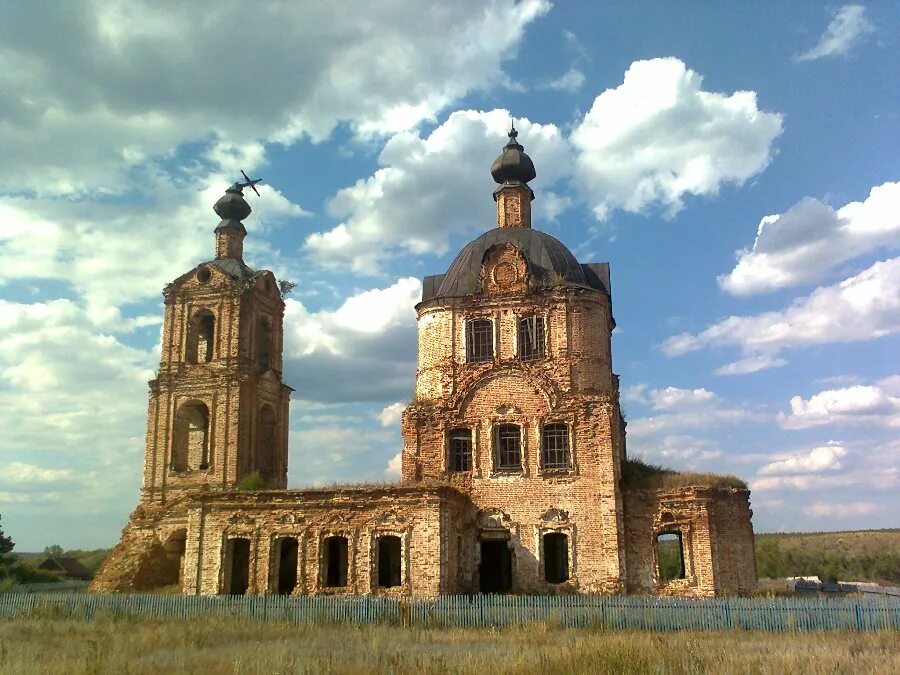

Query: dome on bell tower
[{"left": 490, "top": 123, "right": 536, "bottom": 185}]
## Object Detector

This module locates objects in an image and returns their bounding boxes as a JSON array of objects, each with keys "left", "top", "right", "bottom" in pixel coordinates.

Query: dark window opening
[
  {"left": 226, "top": 538, "right": 251, "bottom": 595},
  {"left": 256, "top": 405, "right": 277, "bottom": 484},
  {"left": 377, "top": 536, "right": 402, "bottom": 588},
  {"left": 518, "top": 315, "right": 546, "bottom": 361},
  {"left": 324, "top": 536, "right": 348, "bottom": 588},
  {"left": 172, "top": 402, "right": 210, "bottom": 471},
  {"left": 479, "top": 540, "right": 512, "bottom": 593},
  {"left": 449, "top": 428, "right": 472, "bottom": 472},
  {"left": 257, "top": 317, "right": 272, "bottom": 372},
  {"left": 155, "top": 529, "right": 186, "bottom": 589},
  {"left": 188, "top": 310, "right": 215, "bottom": 364},
  {"left": 543, "top": 532, "right": 569, "bottom": 583},
  {"left": 541, "top": 423, "right": 570, "bottom": 469},
  {"left": 466, "top": 319, "right": 493, "bottom": 363},
  {"left": 495, "top": 424, "right": 521, "bottom": 470},
  {"left": 657, "top": 532, "right": 686, "bottom": 582},
  {"left": 275, "top": 537, "right": 298, "bottom": 595}
]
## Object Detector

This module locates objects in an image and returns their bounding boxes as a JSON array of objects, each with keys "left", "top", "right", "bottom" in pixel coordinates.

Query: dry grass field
[{"left": 1, "top": 612, "right": 897, "bottom": 674}]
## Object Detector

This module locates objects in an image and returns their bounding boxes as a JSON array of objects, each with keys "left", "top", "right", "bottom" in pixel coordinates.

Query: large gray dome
[{"left": 426, "top": 227, "right": 609, "bottom": 301}]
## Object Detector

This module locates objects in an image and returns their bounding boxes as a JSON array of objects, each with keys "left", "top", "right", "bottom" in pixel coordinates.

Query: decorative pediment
[
  {"left": 325, "top": 512, "right": 349, "bottom": 526},
  {"left": 479, "top": 508, "right": 512, "bottom": 530},
  {"left": 375, "top": 510, "right": 408, "bottom": 527},
  {"left": 480, "top": 243, "right": 529, "bottom": 295},
  {"left": 540, "top": 508, "right": 570, "bottom": 523},
  {"left": 227, "top": 514, "right": 254, "bottom": 526}
]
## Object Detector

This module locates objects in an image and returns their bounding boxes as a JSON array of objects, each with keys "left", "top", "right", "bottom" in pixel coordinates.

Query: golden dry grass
[{"left": 0, "top": 613, "right": 897, "bottom": 674}]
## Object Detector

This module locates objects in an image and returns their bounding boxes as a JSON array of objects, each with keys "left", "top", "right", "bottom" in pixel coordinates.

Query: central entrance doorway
[{"left": 479, "top": 540, "right": 512, "bottom": 593}]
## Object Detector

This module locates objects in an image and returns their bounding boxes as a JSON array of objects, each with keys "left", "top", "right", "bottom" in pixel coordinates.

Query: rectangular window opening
[
  {"left": 657, "top": 531, "right": 686, "bottom": 582},
  {"left": 226, "top": 538, "right": 251, "bottom": 595},
  {"left": 543, "top": 532, "right": 569, "bottom": 583},
  {"left": 495, "top": 424, "right": 522, "bottom": 471},
  {"left": 449, "top": 428, "right": 472, "bottom": 472},
  {"left": 518, "top": 315, "right": 546, "bottom": 361},
  {"left": 275, "top": 537, "right": 298, "bottom": 595},
  {"left": 324, "top": 536, "right": 349, "bottom": 588},
  {"left": 466, "top": 319, "right": 494, "bottom": 363},
  {"left": 541, "top": 423, "right": 570, "bottom": 469},
  {"left": 377, "top": 536, "right": 402, "bottom": 588}
]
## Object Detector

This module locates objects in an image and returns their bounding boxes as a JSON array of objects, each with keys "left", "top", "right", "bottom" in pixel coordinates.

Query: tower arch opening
[
  {"left": 255, "top": 404, "right": 277, "bottom": 484},
  {"left": 172, "top": 401, "right": 210, "bottom": 471},
  {"left": 187, "top": 309, "right": 215, "bottom": 364}
]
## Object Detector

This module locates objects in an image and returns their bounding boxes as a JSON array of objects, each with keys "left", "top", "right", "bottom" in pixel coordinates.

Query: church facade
[{"left": 92, "top": 131, "right": 756, "bottom": 597}]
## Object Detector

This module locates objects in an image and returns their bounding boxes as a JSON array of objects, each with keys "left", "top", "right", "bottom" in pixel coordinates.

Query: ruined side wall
[
  {"left": 708, "top": 491, "right": 757, "bottom": 596},
  {"left": 91, "top": 501, "right": 190, "bottom": 593},
  {"left": 623, "top": 487, "right": 756, "bottom": 597},
  {"left": 181, "top": 488, "right": 459, "bottom": 597}
]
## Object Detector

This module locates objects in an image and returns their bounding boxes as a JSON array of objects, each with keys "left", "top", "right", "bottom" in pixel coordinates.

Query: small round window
[{"left": 197, "top": 267, "right": 212, "bottom": 283}]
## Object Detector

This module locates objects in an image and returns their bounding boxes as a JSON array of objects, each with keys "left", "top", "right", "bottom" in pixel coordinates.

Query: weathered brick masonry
[{"left": 92, "top": 130, "right": 756, "bottom": 596}]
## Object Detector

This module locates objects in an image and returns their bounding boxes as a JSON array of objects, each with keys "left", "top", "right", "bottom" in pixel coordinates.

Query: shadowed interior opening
[{"left": 479, "top": 540, "right": 512, "bottom": 593}]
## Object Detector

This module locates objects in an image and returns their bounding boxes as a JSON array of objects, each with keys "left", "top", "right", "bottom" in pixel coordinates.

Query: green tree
[
  {"left": 0, "top": 515, "right": 14, "bottom": 557},
  {"left": 0, "top": 514, "right": 14, "bottom": 577},
  {"left": 44, "top": 544, "right": 65, "bottom": 557}
]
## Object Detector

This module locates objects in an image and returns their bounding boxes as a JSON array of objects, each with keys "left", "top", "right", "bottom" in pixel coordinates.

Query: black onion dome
[
  {"left": 490, "top": 125, "right": 536, "bottom": 184},
  {"left": 214, "top": 185, "right": 252, "bottom": 222},
  {"left": 433, "top": 227, "right": 595, "bottom": 299}
]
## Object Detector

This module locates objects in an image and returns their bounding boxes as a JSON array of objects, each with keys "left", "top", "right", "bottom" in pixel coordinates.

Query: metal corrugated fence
[{"left": 0, "top": 593, "right": 897, "bottom": 631}]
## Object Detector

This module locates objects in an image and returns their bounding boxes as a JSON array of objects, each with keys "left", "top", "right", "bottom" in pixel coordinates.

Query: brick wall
[{"left": 622, "top": 487, "right": 756, "bottom": 597}]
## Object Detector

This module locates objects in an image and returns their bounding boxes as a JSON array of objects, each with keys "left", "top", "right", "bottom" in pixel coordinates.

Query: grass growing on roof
[{"left": 622, "top": 457, "right": 747, "bottom": 490}]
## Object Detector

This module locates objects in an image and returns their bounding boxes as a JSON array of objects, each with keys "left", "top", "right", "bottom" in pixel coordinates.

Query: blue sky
[{"left": 1, "top": 1, "right": 897, "bottom": 550}]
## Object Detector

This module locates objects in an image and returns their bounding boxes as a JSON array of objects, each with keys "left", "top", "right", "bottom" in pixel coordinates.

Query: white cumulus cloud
[
  {"left": 283, "top": 278, "right": 421, "bottom": 403},
  {"left": 378, "top": 402, "right": 406, "bottom": 428},
  {"left": 779, "top": 377, "right": 900, "bottom": 429},
  {"left": 385, "top": 452, "right": 403, "bottom": 477},
  {"left": 795, "top": 4, "right": 874, "bottom": 63},
  {"left": 570, "top": 57, "right": 783, "bottom": 220},
  {"left": 757, "top": 442, "right": 847, "bottom": 475},
  {"left": 664, "top": 257, "right": 900, "bottom": 370},
  {"left": 719, "top": 182, "right": 900, "bottom": 295},
  {"left": 803, "top": 502, "right": 880, "bottom": 518},
  {"left": 0, "top": 0, "right": 549, "bottom": 195},
  {"left": 304, "top": 109, "right": 571, "bottom": 274}
]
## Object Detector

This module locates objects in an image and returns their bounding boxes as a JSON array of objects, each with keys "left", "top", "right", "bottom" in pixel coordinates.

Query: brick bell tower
[{"left": 141, "top": 181, "right": 292, "bottom": 503}]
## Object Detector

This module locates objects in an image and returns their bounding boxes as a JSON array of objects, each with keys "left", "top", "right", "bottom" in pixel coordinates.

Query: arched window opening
[
  {"left": 518, "top": 315, "right": 546, "bottom": 361},
  {"left": 324, "top": 536, "right": 348, "bottom": 588},
  {"left": 465, "top": 319, "right": 493, "bottom": 363},
  {"left": 495, "top": 424, "right": 521, "bottom": 471},
  {"left": 449, "top": 428, "right": 472, "bottom": 472},
  {"left": 172, "top": 402, "right": 210, "bottom": 471},
  {"left": 164, "top": 529, "right": 187, "bottom": 585},
  {"left": 257, "top": 317, "right": 272, "bottom": 372},
  {"left": 377, "top": 536, "right": 402, "bottom": 588},
  {"left": 657, "top": 531, "right": 686, "bottom": 582},
  {"left": 225, "top": 538, "right": 251, "bottom": 595},
  {"left": 255, "top": 405, "right": 277, "bottom": 484},
  {"left": 274, "top": 537, "right": 299, "bottom": 595},
  {"left": 187, "top": 309, "right": 215, "bottom": 364},
  {"left": 543, "top": 532, "right": 569, "bottom": 583},
  {"left": 541, "top": 423, "right": 570, "bottom": 469}
]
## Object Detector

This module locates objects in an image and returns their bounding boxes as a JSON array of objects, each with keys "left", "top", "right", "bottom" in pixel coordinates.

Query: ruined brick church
[{"left": 92, "top": 129, "right": 756, "bottom": 597}]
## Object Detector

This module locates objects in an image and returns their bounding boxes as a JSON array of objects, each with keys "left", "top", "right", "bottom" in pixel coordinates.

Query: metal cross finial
[
  {"left": 234, "top": 169, "right": 262, "bottom": 196},
  {"left": 509, "top": 118, "right": 517, "bottom": 138}
]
